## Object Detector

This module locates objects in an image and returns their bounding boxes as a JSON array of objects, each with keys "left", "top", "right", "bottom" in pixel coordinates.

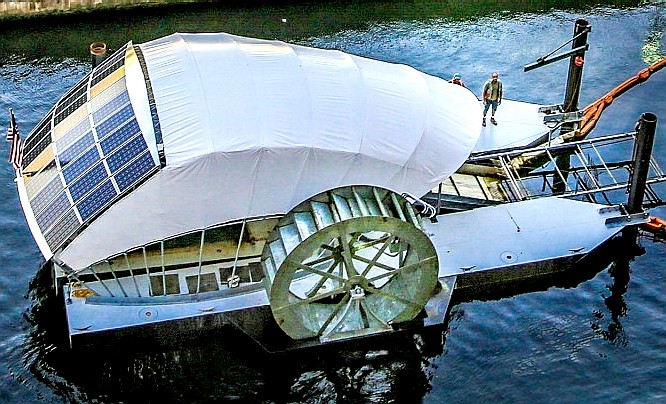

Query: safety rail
[
  {"left": 455, "top": 131, "right": 666, "bottom": 207},
  {"left": 60, "top": 216, "right": 279, "bottom": 300}
]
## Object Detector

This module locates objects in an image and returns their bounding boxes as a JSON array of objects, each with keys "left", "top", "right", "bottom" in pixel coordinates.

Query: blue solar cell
[
  {"left": 93, "top": 91, "right": 130, "bottom": 123},
  {"left": 95, "top": 103, "right": 134, "bottom": 139},
  {"left": 56, "top": 119, "right": 92, "bottom": 152},
  {"left": 62, "top": 147, "right": 101, "bottom": 183},
  {"left": 106, "top": 135, "right": 148, "bottom": 173},
  {"left": 115, "top": 152, "right": 157, "bottom": 191},
  {"left": 35, "top": 192, "right": 71, "bottom": 232},
  {"left": 30, "top": 176, "right": 65, "bottom": 215},
  {"left": 44, "top": 210, "right": 80, "bottom": 250},
  {"left": 100, "top": 119, "right": 140, "bottom": 155},
  {"left": 68, "top": 163, "right": 109, "bottom": 202},
  {"left": 77, "top": 180, "right": 117, "bottom": 221},
  {"left": 58, "top": 132, "right": 95, "bottom": 166}
]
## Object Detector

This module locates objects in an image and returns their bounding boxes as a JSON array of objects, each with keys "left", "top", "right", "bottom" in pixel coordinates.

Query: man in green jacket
[{"left": 482, "top": 72, "right": 503, "bottom": 126}]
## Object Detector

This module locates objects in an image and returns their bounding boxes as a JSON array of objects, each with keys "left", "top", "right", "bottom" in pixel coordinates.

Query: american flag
[{"left": 6, "top": 108, "right": 22, "bottom": 170}]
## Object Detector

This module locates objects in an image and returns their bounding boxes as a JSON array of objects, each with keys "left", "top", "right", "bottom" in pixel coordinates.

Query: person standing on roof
[
  {"left": 449, "top": 73, "right": 466, "bottom": 87},
  {"left": 482, "top": 72, "right": 503, "bottom": 126}
]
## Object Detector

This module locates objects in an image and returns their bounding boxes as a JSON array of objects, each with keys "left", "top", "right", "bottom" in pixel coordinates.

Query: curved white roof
[{"left": 50, "top": 32, "right": 482, "bottom": 269}]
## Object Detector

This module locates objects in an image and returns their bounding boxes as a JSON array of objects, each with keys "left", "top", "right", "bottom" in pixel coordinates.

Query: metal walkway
[{"left": 437, "top": 131, "right": 666, "bottom": 209}]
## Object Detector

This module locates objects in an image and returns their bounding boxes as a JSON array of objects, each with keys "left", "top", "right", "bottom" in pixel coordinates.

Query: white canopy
[{"left": 58, "top": 32, "right": 482, "bottom": 269}]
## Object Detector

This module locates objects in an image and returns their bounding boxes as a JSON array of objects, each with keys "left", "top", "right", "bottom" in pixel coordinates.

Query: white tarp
[{"left": 58, "top": 32, "right": 482, "bottom": 270}]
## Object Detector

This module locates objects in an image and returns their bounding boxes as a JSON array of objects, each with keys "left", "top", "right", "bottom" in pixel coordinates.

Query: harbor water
[{"left": 1, "top": 1, "right": 666, "bottom": 402}]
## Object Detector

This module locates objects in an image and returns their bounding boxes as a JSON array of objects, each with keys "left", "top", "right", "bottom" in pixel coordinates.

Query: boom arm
[{"left": 578, "top": 56, "right": 666, "bottom": 138}]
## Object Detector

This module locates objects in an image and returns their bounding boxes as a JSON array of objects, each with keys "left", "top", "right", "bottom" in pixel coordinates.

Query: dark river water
[{"left": 1, "top": 2, "right": 666, "bottom": 403}]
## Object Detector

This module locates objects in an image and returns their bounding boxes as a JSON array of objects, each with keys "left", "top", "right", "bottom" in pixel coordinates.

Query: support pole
[
  {"left": 561, "top": 19, "right": 591, "bottom": 136},
  {"left": 554, "top": 19, "right": 591, "bottom": 194},
  {"left": 90, "top": 42, "right": 108, "bottom": 68},
  {"left": 626, "top": 112, "right": 658, "bottom": 214}
]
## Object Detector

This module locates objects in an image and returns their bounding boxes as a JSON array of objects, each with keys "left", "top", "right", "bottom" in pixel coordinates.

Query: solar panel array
[{"left": 21, "top": 44, "right": 159, "bottom": 251}]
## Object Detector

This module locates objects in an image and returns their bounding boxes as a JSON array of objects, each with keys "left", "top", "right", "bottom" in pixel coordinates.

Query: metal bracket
[
  {"left": 538, "top": 104, "right": 563, "bottom": 114},
  {"left": 598, "top": 205, "right": 623, "bottom": 214},
  {"left": 605, "top": 211, "right": 650, "bottom": 228},
  {"left": 543, "top": 110, "right": 584, "bottom": 124}
]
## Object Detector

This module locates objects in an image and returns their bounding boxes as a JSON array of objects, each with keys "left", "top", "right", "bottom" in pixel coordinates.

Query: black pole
[
  {"left": 90, "top": 42, "right": 108, "bottom": 69},
  {"left": 553, "top": 19, "right": 591, "bottom": 194},
  {"left": 560, "top": 19, "right": 591, "bottom": 136},
  {"left": 626, "top": 112, "right": 658, "bottom": 214}
]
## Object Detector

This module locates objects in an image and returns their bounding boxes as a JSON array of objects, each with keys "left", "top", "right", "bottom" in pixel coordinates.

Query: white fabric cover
[{"left": 58, "top": 32, "right": 482, "bottom": 270}]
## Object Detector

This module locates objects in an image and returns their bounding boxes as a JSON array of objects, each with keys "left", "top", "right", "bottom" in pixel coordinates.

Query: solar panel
[
  {"left": 77, "top": 180, "right": 117, "bottom": 221},
  {"left": 93, "top": 46, "right": 126, "bottom": 77},
  {"left": 61, "top": 147, "right": 101, "bottom": 183},
  {"left": 23, "top": 136, "right": 53, "bottom": 171},
  {"left": 56, "top": 118, "right": 91, "bottom": 152},
  {"left": 114, "top": 151, "right": 156, "bottom": 191},
  {"left": 25, "top": 160, "right": 58, "bottom": 198},
  {"left": 100, "top": 119, "right": 140, "bottom": 155},
  {"left": 55, "top": 75, "right": 89, "bottom": 115},
  {"left": 106, "top": 135, "right": 148, "bottom": 173},
  {"left": 68, "top": 162, "right": 109, "bottom": 202},
  {"left": 23, "top": 116, "right": 52, "bottom": 161},
  {"left": 23, "top": 48, "right": 166, "bottom": 250},
  {"left": 54, "top": 92, "right": 87, "bottom": 126},
  {"left": 95, "top": 103, "right": 134, "bottom": 139},
  {"left": 44, "top": 209, "right": 80, "bottom": 250},
  {"left": 35, "top": 192, "right": 70, "bottom": 232},
  {"left": 91, "top": 55, "right": 125, "bottom": 87},
  {"left": 30, "top": 175, "right": 65, "bottom": 216},
  {"left": 58, "top": 131, "right": 94, "bottom": 166},
  {"left": 91, "top": 77, "right": 126, "bottom": 112},
  {"left": 92, "top": 91, "right": 130, "bottom": 123}
]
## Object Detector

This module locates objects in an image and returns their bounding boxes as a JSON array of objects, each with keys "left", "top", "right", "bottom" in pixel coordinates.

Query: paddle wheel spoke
[
  {"left": 337, "top": 228, "right": 359, "bottom": 278},
  {"left": 316, "top": 294, "right": 351, "bottom": 336},
  {"left": 367, "top": 256, "right": 437, "bottom": 283},
  {"left": 306, "top": 260, "right": 342, "bottom": 298},
  {"left": 276, "top": 285, "right": 348, "bottom": 312},
  {"left": 284, "top": 259, "right": 347, "bottom": 283},
  {"left": 351, "top": 254, "right": 397, "bottom": 272},
  {"left": 360, "top": 235, "right": 396, "bottom": 278},
  {"left": 364, "top": 285, "right": 422, "bottom": 310}
]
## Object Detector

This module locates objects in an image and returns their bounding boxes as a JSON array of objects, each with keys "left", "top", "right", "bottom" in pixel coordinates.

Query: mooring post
[
  {"left": 90, "top": 42, "right": 108, "bottom": 68},
  {"left": 552, "top": 19, "right": 591, "bottom": 194},
  {"left": 627, "top": 112, "right": 658, "bottom": 214},
  {"left": 561, "top": 19, "right": 591, "bottom": 135}
]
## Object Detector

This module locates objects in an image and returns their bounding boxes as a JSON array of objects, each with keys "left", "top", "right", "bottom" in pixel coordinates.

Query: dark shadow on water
[
  {"left": 450, "top": 231, "right": 645, "bottom": 305},
  {"left": 590, "top": 229, "right": 646, "bottom": 347},
  {"left": 22, "top": 261, "right": 445, "bottom": 403},
  {"left": 19, "top": 230, "right": 647, "bottom": 402}
]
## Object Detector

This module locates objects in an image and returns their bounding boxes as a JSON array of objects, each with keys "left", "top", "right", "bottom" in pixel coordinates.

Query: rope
[{"left": 577, "top": 56, "right": 666, "bottom": 139}]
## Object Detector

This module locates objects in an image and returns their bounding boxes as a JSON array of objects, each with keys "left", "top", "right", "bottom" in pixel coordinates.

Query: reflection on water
[
  {"left": 21, "top": 263, "right": 444, "bottom": 402},
  {"left": 591, "top": 232, "right": 646, "bottom": 347},
  {"left": 0, "top": 0, "right": 157, "bottom": 16},
  {"left": 643, "top": 3, "right": 666, "bottom": 63}
]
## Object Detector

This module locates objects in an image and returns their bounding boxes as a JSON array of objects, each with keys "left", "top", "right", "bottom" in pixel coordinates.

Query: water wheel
[{"left": 262, "top": 185, "right": 439, "bottom": 342}]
